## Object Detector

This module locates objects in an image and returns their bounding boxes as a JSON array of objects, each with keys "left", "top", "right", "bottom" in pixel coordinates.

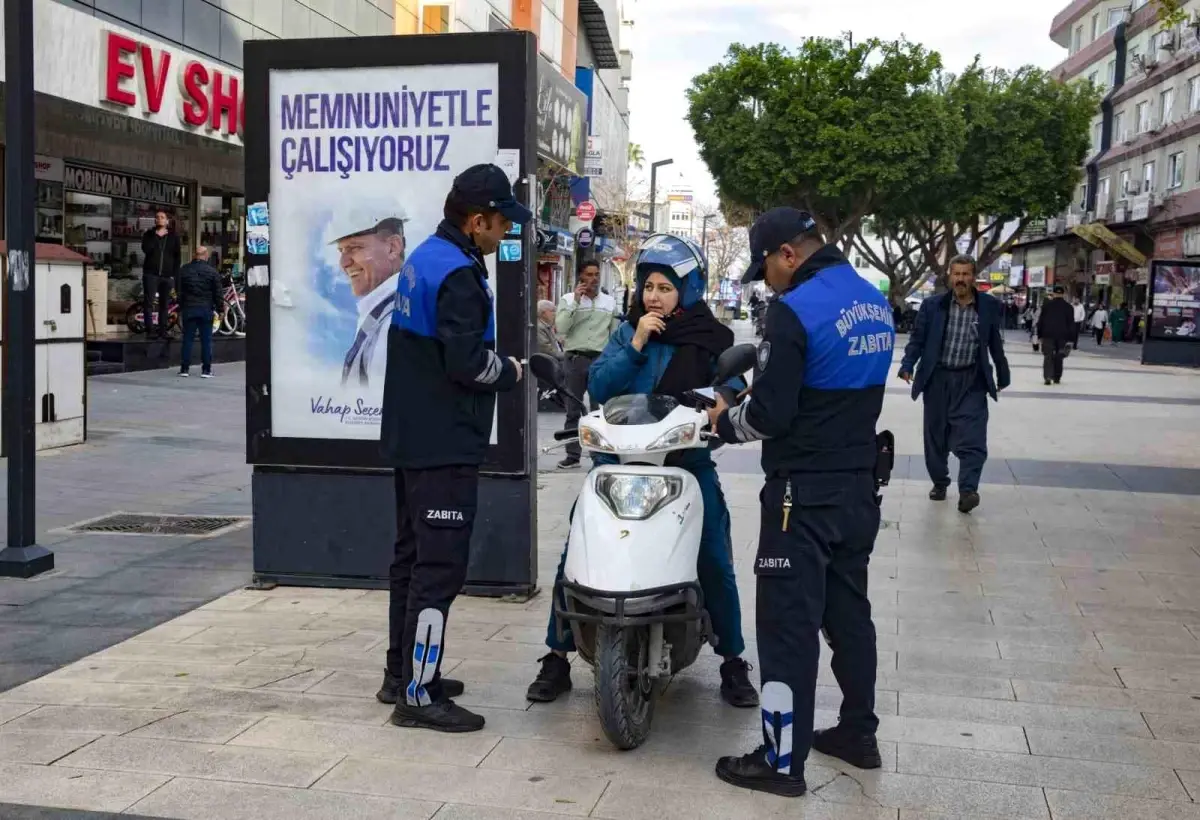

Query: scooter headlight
[
  {"left": 647, "top": 423, "right": 698, "bottom": 451},
  {"left": 595, "top": 473, "right": 683, "bottom": 520},
  {"left": 578, "top": 425, "right": 615, "bottom": 452}
]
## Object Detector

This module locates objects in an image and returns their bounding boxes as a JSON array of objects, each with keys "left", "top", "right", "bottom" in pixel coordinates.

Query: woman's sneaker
[{"left": 526, "top": 653, "right": 572, "bottom": 702}]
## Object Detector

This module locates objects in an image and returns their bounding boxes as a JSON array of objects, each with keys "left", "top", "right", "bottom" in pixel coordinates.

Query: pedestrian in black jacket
[
  {"left": 141, "top": 211, "right": 182, "bottom": 338},
  {"left": 1037, "top": 286, "right": 1076, "bottom": 386},
  {"left": 176, "top": 246, "right": 222, "bottom": 378}
]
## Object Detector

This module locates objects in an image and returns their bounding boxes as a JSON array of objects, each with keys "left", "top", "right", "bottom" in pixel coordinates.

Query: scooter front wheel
[{"left": 594, "top": 624, "right": 659, "bottom": 750}]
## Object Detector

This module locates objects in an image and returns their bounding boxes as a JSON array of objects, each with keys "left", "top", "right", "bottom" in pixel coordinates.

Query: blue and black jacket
[
  {"left": 381, "top": 220, "right": 518, "bottom": 469},
  {"left": 716, "top": 245, "right": 895, "bottom": 475}
]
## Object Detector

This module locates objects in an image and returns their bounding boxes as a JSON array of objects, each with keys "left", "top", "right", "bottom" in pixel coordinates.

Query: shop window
[
  {"left": 421, "top": 4, "right": 450, "bottom": 33},
  {"left": 60, "top": 283, "right": 71, "bottom": 314},
  {"left": 1168, "top": 152, "right": 1185, "bottom": 189},
  {"left": 200, "top": 191, "right": 245, "bottom": 279}
]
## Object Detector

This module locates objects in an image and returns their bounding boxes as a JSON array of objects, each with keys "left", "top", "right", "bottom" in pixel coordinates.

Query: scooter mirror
[
  {"left": 712, "top": 343, "right": 758, "bottom": 385},
  {"left": 529, "top": 353, "right": 564, "bottom": 387}
]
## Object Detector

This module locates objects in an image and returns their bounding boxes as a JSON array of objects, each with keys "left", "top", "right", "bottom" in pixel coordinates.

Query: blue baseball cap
[
  {"left": 451, "top": 164, "right": 533, "bottom": 224},
  {"left": 742, "top": 207, "right": 820, "bottom": 283}
]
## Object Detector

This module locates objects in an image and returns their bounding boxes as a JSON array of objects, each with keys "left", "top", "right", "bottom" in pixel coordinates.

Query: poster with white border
[{"left": 268, "top": 64, "right": 500, "bottom": 441}]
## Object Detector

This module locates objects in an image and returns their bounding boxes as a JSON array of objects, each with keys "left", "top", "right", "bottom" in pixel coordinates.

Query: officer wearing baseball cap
[
  {"left": 707, "top": 207, "right": 895, "bottom": 796},
  {"left": 378, "top": 163, "right": 531, "bottom": 733}
]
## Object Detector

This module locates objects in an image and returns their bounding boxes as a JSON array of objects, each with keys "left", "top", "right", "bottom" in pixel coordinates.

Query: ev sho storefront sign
[{"left": 268, "top": 65, "right": 501, "bottom": 441}]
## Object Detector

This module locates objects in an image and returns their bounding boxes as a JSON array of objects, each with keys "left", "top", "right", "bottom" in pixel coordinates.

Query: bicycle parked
[{"left": 217, "top": 273, "right": 246, "bottom": 337}]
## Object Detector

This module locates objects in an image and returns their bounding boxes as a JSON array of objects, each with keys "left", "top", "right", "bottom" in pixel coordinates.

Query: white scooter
[{"left": 529, "top": 344, "right": 757, "bottom": 750}]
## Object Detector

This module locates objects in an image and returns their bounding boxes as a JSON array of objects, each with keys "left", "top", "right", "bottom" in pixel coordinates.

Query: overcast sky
[{"left": 624, "top": 0, "right": 1068, "bottom": 206}]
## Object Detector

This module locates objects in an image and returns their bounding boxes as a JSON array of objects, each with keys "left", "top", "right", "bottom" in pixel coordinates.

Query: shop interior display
[
  {"left": 36, "top": 178, "right": 64, "bottom": 242},
  {"left": 65, "top": 193, "right": 190, "bottom": 278}
]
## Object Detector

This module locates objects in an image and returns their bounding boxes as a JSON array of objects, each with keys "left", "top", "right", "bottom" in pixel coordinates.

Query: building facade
[
  {"left": 393, "top": 0, "right": 633, "bottom": 301},
  {"left": 10, "top": 0, "right": 395, "bottom": 312},
  {"left": 1014, "top": 0, "right": 1200, "bottom": 313}
]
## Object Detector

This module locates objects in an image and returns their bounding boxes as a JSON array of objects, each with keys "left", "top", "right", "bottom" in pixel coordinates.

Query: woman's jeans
[
  {"left": 181, "top": 310, "right": 214, "bottom": 373},
  {"left": 545, "top": 460, "right": 745, "bottom": 658}
]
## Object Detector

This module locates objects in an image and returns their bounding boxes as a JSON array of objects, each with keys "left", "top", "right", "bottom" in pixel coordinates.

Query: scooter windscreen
[{"left": 602, "top": 394, "right": 680, "bottom": 425}]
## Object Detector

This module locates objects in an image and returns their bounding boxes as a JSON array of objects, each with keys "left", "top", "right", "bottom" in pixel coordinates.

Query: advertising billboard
[{"left": 267, "top": 64, "right": 501, "bottom": 441}]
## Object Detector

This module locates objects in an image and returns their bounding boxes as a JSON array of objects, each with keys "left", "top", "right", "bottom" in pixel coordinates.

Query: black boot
[
  {"left": 376, "top": 669, "right": 464, "bottom": 705},
  {"left": 928, "top": 485, "right": 948, "bottom": 501},
  {"left": 391, "top": 699, "right": 484, "bottom": 733},
  {"left": 812, "top": 724, "right": 882, "bottom": 770},
  {"left": 715, "top": 745, "right": 807, "bottom": 797},
  {"left": 526, "top": 653, "right": 572, "bottom": 702},
  {"left": 958, "top": 491, "right": 981, "bottom": 514},
  {"left": 719, "top": 657, "right": 759, "bottom": 708}
]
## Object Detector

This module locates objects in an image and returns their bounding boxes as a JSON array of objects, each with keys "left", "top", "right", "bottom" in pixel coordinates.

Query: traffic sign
[{"left": 576, "top": 200, "right": 597, "bottom": 221}]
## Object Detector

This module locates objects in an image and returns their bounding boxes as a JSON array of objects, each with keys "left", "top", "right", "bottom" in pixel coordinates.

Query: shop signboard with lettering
[
  {"left": 63, "top": 164, "right": 190, "bottom": 207},
  {"left": 535, "top": 55, "right": 586, "bottom": 173}
]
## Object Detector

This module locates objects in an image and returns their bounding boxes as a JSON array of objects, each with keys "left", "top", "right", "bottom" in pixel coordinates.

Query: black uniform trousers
[
  {"left": 755, "top": 471, "right": 880, "bottom": 776},
  {"left": 923, "top": 366, "right": 989, "bottom": 494},
  {"left": 1042, "top": 337, "right": 1068, "bottom": 383},
  {"left": 561, "top": 351, "right": 600, "bottom": 460},
  {"left": 387, "top": 465, "right": 478, "bottom": 706}
]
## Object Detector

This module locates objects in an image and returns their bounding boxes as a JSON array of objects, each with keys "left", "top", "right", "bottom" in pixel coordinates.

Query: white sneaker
[
  {"left": 200, "top": 372, "right": 213, "bottom": 379},
  {"left": 178, "top": 371, "right": 189, "bottom": 378}
]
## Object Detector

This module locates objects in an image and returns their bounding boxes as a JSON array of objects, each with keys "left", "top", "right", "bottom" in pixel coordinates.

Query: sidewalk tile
[
  {"left": 126, "top": 777, "right": 438, "bottom": 820},
  {"left": 0, "top": 762, "right": 168, "bottom": 813},
  {"left": 898, "top": 693, "right": 1153, "bottom": 737},
  {"left": 1044, "top": 788, "right": 1200, "bottom": 819},
  {"left": 56, "top": 735, "right": 340, "bottom": 788},
  {"left": 896, "top": 743, "right": 1188, "bottom": 799},
  {"left": 229, "top": 716, "right": 501, "bottom": 765},
  {"left": 312, "top": 757, "right": 607, "bottom": 816},
  {"left": 0, "top": 732, "right": 102, "bottom": 765},
  {"left": 1027, "top": 727, "right": 1200, "bottom": 770},
  {"left": 1, "top": 706, "right": 173, "bottom": 735},
  {"left": 126, "top": 712, "right": 262, "bottom": 744}
]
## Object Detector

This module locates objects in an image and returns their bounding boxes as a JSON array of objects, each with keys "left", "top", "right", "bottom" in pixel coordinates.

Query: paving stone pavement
[{"left": 0, "top": 326, "right": 1199, "bottom": 817}]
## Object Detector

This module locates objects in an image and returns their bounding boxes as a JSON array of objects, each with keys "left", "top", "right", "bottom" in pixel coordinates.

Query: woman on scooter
[{"left": 526, "top": 234, "right": 759, "bottom": 709}]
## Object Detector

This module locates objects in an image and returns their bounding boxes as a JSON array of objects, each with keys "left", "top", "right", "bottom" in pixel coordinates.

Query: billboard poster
[
  {"left": 1150, "top": 262, "right": 1200, "bottom": 340},
  {"left": 268, "top": 63, "right": 500, "bottom": 440}
]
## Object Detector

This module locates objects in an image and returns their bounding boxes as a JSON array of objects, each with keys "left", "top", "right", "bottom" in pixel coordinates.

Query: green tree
[
  {"left": 628, "top": 142, "right": 645, "bottom": 170},
  {"left": 853, "top": 62, "right": 1100, "bottom": 303},
  {"left": 686, "top": 36, "right": 962, "bottom": 248},
  {"left": 1153, "top": 0, "right": 1188, "bottom": 28}
]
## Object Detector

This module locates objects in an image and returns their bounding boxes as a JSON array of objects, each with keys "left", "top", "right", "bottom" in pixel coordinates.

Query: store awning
[
  {"left": 1072, "top": 222, "right": 1147, "bottom": 267},
  {"left": 578, "top": 0, "right": 620, "bottom": 68}
]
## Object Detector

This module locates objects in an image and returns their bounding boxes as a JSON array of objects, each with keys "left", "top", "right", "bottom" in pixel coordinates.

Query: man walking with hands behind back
[
  {"left": 1038, "top": 286, "right": 1076, "bottom": 386},
  {"left": 555, "top": 259, "right": 619, "bottom": 468},
  {"left": 898, "top": 255, "right": 1010, "bottom": 514}
]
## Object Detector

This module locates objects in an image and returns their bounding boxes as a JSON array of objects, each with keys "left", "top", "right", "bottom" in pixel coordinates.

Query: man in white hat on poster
[{"left": 328, "top": 203, "right": 409, "bottom": 388}]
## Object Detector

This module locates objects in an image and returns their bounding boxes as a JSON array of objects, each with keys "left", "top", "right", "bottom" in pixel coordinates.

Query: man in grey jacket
[{"left": 555, "top": 259, "right": 619, "bottom": 468}]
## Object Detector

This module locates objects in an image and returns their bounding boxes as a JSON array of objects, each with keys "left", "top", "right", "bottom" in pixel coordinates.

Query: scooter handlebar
[{"left": 553, "top": 429, "right": 577, "bottom": 441}]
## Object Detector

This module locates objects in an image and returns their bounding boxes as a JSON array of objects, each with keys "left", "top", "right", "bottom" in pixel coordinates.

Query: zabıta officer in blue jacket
[
  {"left": 525, "top": 234, "right": 759, "bottom": 709},
  {"left": 378, "top": 164, "right": 531, "bottom": 734}
]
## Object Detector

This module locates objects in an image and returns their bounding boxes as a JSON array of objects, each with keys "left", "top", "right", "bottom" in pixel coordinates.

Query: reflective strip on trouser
[
  {"left": 761, "top": 681, "right": 794, "bottom": 774},
  {"left": 407, "top": 608, "right": 445, "bottom": 706}
]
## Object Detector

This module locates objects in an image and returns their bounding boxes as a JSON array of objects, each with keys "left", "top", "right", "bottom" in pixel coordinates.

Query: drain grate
[{"left": 65, "top": 513, "right": 249, "bottom": 537}]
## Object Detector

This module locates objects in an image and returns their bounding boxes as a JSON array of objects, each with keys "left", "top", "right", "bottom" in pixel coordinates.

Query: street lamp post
[
  {"left": 0, "top": 0, "right": 52, "bottom": 578},
  {"left": 701, "top": 214, "right": 714, "bottom": 256},
  {"left": 648, "top": 158, "right": 674, "bottom": 233}
]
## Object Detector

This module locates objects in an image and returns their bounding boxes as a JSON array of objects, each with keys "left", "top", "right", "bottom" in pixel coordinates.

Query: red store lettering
[{"left": 100, "top": 30, "right": 245, "bottom": 138}]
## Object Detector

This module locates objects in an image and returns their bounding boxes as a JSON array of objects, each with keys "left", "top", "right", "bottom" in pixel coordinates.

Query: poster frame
[
  {"left": 1147, "top": 258, "right": 1200, "bottom": 344},
  {"left": 243, "top": 32, "right": 538, "bottom": 475}
]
